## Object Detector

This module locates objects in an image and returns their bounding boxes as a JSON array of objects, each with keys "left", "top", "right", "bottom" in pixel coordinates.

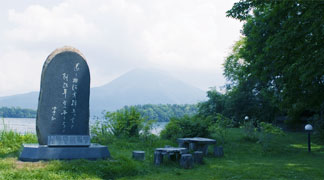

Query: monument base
[{"left": 19, "top": 143, "right": 110, "bottom": 162}]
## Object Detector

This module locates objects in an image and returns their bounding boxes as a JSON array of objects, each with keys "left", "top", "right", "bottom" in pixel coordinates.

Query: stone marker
[
  {"left": 193, "top": 151, "right": 203, "bottom": 164},
  {"left": 214, "top": 146, "right": 224, "bottom": 157},
  {"left": 180, "top": 154, "right": 193, "bottom": 169},
  {"left": 36, "top": 46, "right": 91, "bottom": 145},
  {"left": 132, "top": 151, "right": 145, "bottom": 161},
  {"left": 19, "top": 46, "right": 110, "bottom": 161}
]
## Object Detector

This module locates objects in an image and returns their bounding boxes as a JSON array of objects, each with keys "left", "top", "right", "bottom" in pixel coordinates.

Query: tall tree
[{"left": 226, "top": 0, "right": 324, "bottom": 126}]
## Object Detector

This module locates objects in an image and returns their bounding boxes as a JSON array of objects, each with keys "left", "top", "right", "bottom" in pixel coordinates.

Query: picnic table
[
  {"left": 154, "top": 147, "right": 187, "bottom": 165},
  {"left": 177, "top": 137, "right": 216, "bottom": 155}
]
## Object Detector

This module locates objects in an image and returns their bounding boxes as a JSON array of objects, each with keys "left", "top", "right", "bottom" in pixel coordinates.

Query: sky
[{"left": 0, "top": 0, "right": 242, "bottom": 97}]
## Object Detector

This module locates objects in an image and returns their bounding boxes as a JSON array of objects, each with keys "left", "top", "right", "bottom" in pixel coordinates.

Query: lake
[{"left": 0, "top": 118, "right": 168, "bottom": 135}]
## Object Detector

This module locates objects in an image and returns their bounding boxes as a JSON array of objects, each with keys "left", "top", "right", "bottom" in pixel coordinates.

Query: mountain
[
  {"left": 0, "top": 91, "right": 38, "bottom": 110},
  {"left": 90, "top": 69, "right": 206, "bottom": 115},
  {"left": 0, "top": 69, "right": 207, "bottom": 116}
]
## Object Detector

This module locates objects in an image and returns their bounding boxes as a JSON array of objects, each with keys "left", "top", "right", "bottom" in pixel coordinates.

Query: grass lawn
[{"left": 0, "top": 129, "right": 323, "bottom": 180}]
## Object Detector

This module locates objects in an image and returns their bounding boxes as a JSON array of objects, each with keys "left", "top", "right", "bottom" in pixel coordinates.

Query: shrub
[
  {"left": 257, "top": 122, "right": 285, "bottom": 152},
  {"left": 207, "top": 114, "right": 233, "bottom": 144},
  {"left": 141, "top": 119, "right": 155, "bottom": 140},
  {"left": 240, "top": 118, "right": 258, "bottom": 142},
  {"left": 0, "top": 130, "right": 37, "bottom": 156},
  {"left": 240, "top": 119, "right": 285, "bottom": 152},
  {"left": 91, "top": 107, "right": 155, "bottom": 143},
  {"left": 160, "top": 115, "right": 209, "bottom": 141},
  {"left": 106, "top": 107, "right": 145, "bottom": 137},
  {"left": 90, "top": 118, "right": 115, "bottom": 144}
]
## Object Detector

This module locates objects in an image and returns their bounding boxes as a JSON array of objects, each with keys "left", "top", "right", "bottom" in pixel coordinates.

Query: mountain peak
[{"left": 90, "top": 68, "right": 206, "bottom": 114}]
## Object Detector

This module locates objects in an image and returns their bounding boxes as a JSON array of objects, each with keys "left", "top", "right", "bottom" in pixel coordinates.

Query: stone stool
[
  {"left": 132, "top": 151, "right": 145, "bottom": 161},
  {"left": 154, "top": 151, "right": 163, "bottom": 165},
  {"left": 180, "top": 154, "right": 193, "bottom": 169},
  {"left": 193, "top": 151, "right": 203, "bottom": 164},
  {"left": 214, "top": 146, "right": 224, "bottom": 157}
]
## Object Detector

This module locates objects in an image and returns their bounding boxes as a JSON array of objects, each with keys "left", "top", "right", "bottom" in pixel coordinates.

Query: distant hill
[
  {"left": 0, "top": 69, "right": 207, "bottom": 116},
  {"left": 0, "top": 91, "right": 38, "bottom": 110}
]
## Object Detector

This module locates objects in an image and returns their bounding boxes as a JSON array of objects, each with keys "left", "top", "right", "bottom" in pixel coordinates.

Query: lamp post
[
  {"left": 304, "top": 124, "right": 313, "bottom": 152},
  {"left": 244, "top": 116, "right": 249, "bottom": 121}
]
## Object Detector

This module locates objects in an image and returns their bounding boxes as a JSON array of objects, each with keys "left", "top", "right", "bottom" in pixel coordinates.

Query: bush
[
  {"left": 207, "top": 114, "right": 233, "bottom": 144},
  {"left": 257, "top": 122, "right": 285, "bottom": 152},
  {"left": 240, "top": 119, "right": 285, "bottom": 152},
  {"left": 108, "top": 107, "right": 145, "bottom": 137},
  {"left": 160, "top": 115, "right": 210, "bottom": 141},
  {"left": 0, "top": 130, "right": 37, "bottom": 156},
  {"left": 90, "top": 118, "right": 115, "bottom": 144},
  {"left": 91, "top": 107, "right": 155, "bottom": 143},
  {"left": 141, "top": 119, "right": 156, "bottom": 140},
  {"left": 240, "top": 118, "right": 258, "bottom": 142}
]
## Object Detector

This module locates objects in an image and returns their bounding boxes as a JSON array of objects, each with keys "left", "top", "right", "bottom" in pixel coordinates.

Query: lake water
[{"left": 0, "top": 118, "right": 168, "bottom": 135}]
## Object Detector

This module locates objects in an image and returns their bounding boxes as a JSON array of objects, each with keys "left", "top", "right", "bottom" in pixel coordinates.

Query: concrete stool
[
  {"left": 154, "top": 151, "right": 163, "bottom": 165},
  {"left": 193, "top": 151, "right": 203, "bottom": 164},
  {"left": 132, "top": 151, "right": 145, "bottom": 161},
  {"left": 214, "top": 146, "right": 224, "bottom": 157},
  {"left": 180, "top": 154, "right": 193, "bottom": 169}
]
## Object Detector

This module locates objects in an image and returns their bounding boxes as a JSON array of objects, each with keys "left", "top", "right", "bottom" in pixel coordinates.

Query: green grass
[{"left": 0, "top": 129, "right": 323, "bottom": 180}]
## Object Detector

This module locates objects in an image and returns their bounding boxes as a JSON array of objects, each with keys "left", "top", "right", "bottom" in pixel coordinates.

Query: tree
[
  {"left": 198, "top": 88, "right": 226, "bottom": 118},
  {"left": 223, "top": 38, "right": 280, "bottom": 124},
  {"left": 226, "top": 0, "right": 324, "bottom": 128}
]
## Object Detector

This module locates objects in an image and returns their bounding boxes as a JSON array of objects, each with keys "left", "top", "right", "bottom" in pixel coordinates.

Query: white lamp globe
[{"left": 305, "top": 124, "right": 313, "bottom": 131}]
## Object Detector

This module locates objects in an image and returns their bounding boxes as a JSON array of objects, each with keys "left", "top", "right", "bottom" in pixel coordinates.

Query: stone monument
[{"left": 19, "top": 46, "right": 110, "bottom": 161}]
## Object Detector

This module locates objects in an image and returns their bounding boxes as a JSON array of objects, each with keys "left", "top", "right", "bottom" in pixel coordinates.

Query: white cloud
[
  {"left": 0, "top": 50, "right": 44, "bottom": 96},
  {"left": 0, "top": 0, "right": 242, "bottom": 96},
  {"left": 6, "top": 3, "right": 97, "bottom": 43}
]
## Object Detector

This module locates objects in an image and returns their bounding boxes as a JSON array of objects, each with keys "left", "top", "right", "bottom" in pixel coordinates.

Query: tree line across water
[
  {"left": 0, "top": 107, "right": 36, "bottom": 118},
  {"left": 119, "top": 104, "right": 198, "bottom": 122}
]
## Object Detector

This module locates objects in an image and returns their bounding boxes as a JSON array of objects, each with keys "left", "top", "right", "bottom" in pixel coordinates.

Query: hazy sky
[{"left": 0, "top": 0, "right": 242, "bottom": 97}]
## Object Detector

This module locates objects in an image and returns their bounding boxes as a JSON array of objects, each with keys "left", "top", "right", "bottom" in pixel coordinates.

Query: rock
[
  {"left": 180, "top": 154, "right": 193, "bottom": 169},
  {"left": 214, "top": 146, "right": 224, "bottom": 157},
  {"left": 132, "top": 151, "right": 145, "bottom": 161},
  {"left": 193, "top": 151, "right": 203, "bottom": 164}
]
